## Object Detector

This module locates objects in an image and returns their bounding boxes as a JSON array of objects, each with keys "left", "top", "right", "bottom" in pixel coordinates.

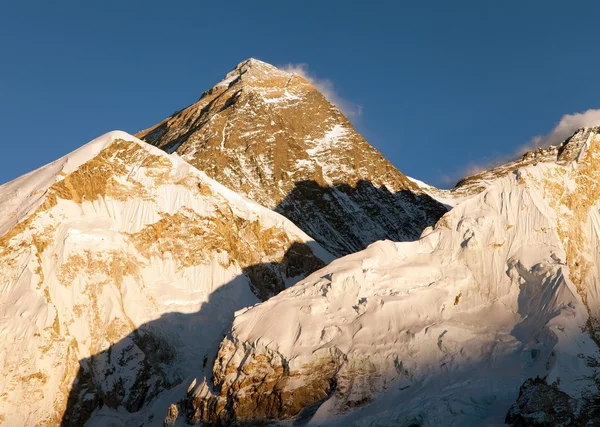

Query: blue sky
[{"left": 1, "top": 1, "right": 600, "bottom": 188}]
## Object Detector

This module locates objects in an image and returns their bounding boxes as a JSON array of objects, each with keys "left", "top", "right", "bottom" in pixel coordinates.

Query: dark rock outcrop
[{"left": 506, "top": 377, "right": 578, "bottom": 426}]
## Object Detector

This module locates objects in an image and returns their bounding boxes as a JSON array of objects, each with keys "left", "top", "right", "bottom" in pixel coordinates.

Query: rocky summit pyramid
[
  {"left": 137, "top": 58, "right": 447, "bottom": 256},
  {"left": 0, "top": 131, "right": 330, "bottom": 426},
  {"left": 180, "top": 128, "right": 600, "bottom": 425}
]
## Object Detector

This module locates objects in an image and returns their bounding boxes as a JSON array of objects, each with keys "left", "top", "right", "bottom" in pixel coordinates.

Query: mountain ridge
[
  {"left": 4, "top": 58, "right": 600, "bottom": 426},
  {"left": 184, "top": 126, "right": 600, "bottom": 426},
  {"left": 411, "top": 127, "right": 600, "bottom": 208},
  {"left": 0, "top": 130, "right": 331, "bottom": 426},
  {"left": 137, "top": 58, "right": 447, "bottom": 256}
]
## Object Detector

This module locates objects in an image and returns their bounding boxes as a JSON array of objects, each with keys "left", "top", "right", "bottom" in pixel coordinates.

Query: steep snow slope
[
  {"left": 0, "top": 131, "right": 330, "bottom": 426},
  {"left": 137, "top": 58, "right": 446, "bottom": 256},
  {"left": 185, "top": 129, "right": 600, "bottom": 426}
]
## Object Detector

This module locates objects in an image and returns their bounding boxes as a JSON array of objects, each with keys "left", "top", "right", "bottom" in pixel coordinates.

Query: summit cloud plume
[{"left": 280, "top": 63, "right": 363, "bottom": 117}]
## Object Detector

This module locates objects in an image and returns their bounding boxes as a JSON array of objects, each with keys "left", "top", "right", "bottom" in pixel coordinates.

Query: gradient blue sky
[{"left": 1, "top": 1, "right": 600, "bottom": 188}]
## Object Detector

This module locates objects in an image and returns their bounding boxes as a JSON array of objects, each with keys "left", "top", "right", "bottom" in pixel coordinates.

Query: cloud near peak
[
  {"left": 524, "top": 109, "right": 600, "bottom": 151},
  {"left": 280, "top": 63, "right": 363, "bottom": 118}
]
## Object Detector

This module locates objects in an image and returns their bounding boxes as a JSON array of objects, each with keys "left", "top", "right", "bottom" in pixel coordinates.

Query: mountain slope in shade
[
  {"left": 137, "top": 58, "right": 447, "bottom": 256},
  {"left": 0, "top": 131, "right": 330, "bottom": 426},
  {"left": 185, "top": 128, "right": 600, "bottom": 426}
]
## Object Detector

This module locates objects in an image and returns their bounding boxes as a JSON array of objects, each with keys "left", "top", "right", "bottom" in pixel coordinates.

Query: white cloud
[{"left": 280, "top": 63, "right": 363, "bottom": 117}]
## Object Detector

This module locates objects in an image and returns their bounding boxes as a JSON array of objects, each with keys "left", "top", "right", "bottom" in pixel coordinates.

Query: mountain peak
[
  {"left": 137, "top": 59, "right": 446, "bottom": 256},
  {"left": 557, "top": 126, "right": 600, "bottom": 163},
  {"left": 0, "top": 130, "right": 330, "bottom": 426},
  {"left": 235, "top": 57, "right": 277, "bottom": 71},
  {"left": 213, "top": 58, "right": 296, "bottom": 91}
]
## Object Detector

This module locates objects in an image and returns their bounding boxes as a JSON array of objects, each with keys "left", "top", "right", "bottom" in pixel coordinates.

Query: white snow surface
[
  {"left": 0, "top": 131, "right": 331, "bottom": 426},
  {"left": 213, "top": 139, "right": 600, "bottom": 426},
  {"left": 6, "top": 126, "right": 600, "bottom": 426},
  {"left": 407, "top": 175, "right": 472, "bottom": 208}
]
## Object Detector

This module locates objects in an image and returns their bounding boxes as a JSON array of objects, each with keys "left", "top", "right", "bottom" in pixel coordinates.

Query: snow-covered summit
[
  {"left": 0, "top": 131, "right": 141, "bottom": 235},
  {"left": 215, "top": 57, "right": 290, "bottom": 87},
  {"left": 0, "top": 131, "right": 330, "bottom": 426}
]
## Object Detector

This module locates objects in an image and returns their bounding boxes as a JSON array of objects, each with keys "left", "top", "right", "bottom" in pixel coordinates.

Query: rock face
[
  {"left": 185, "top": 339, "right": 343, "bottom": 425},
  {"left": 163, "top": 404, "right": 179, "bottom": 426},
  {"left": 137, "top": 58, "right": 446, "bottom": 256},
  {"left": 505, "top": 378, "right": 578, "bottom": 426},
  {"left": 0, "top": 131, "right": 330, "bottom": 426},
  {"left": 505, "top": 375, "right": 600, "bottom": 426},
  {"left": 186, "top": 128, "right": 600, "bottom": 426}
]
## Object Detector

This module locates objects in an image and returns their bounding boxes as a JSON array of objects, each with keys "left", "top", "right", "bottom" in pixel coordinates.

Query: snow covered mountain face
[
  {"left": 0, "top": 131, "right": 330, "bottom": 426},
  {"left": 5, "top": 55, "right": 600, "bottom": 427},
  {"left": 183, "top": 128, "right": 600, "bottom": 426},
  {"left": 137, "top": 58, "right": 447, "bottom": 257}
]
